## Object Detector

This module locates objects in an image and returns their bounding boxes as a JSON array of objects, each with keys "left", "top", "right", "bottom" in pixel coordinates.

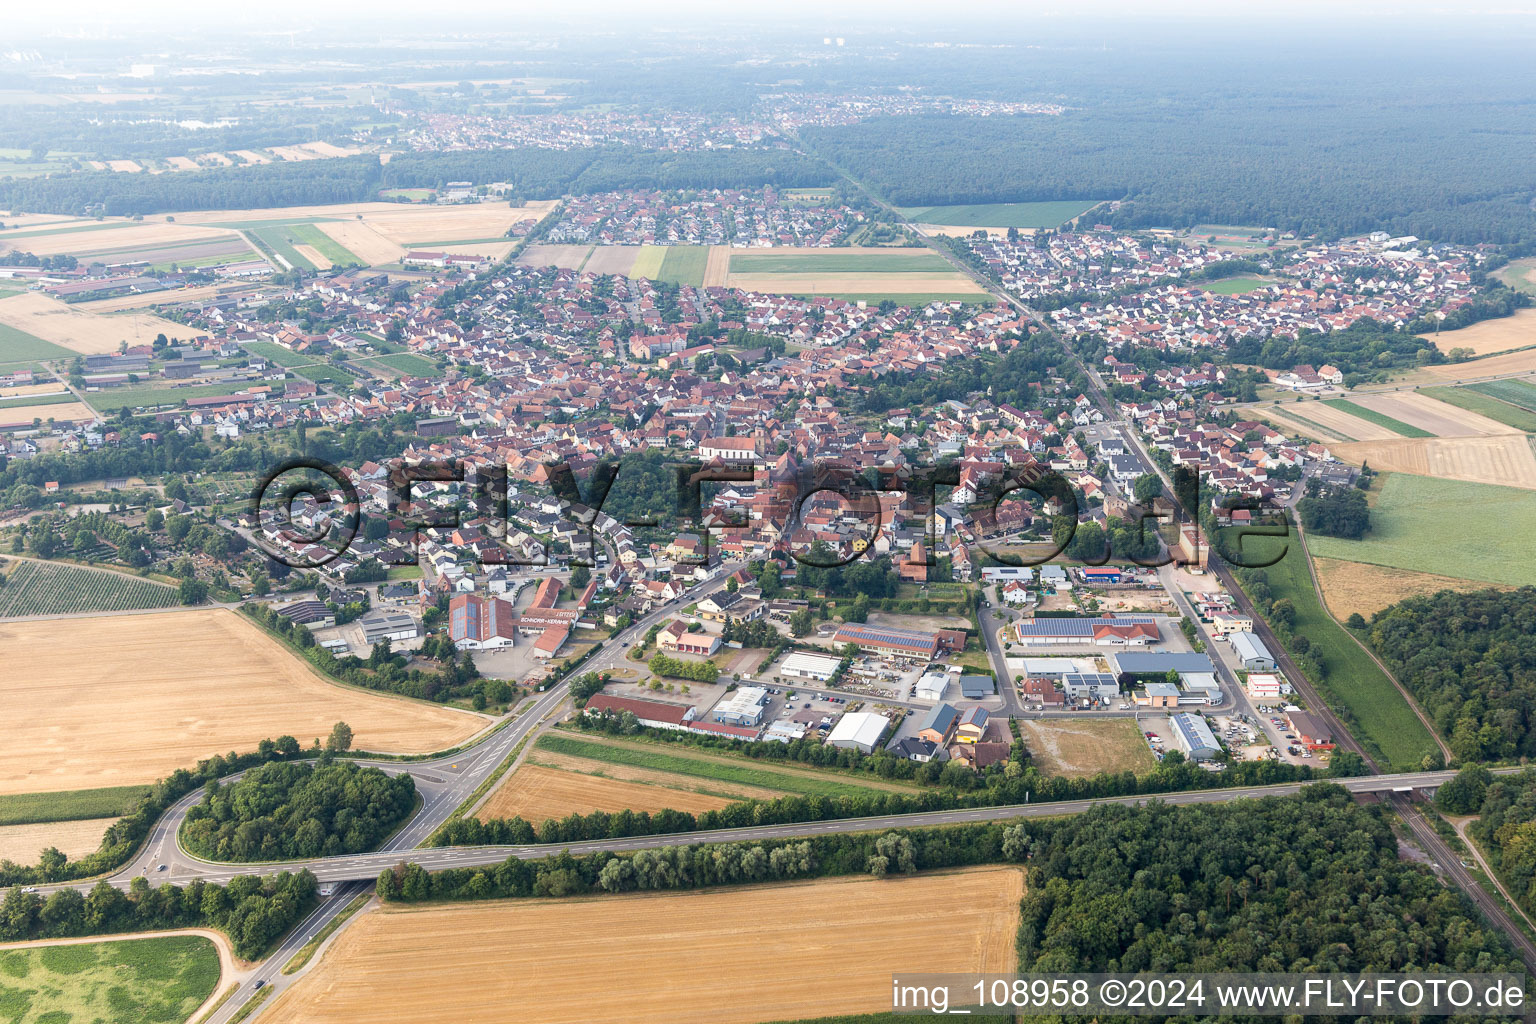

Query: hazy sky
[{"left": 7, "top": 0, "right": 1531, "bottom": 34}]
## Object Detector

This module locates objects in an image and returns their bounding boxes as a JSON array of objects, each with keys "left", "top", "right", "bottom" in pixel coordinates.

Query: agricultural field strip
[
  {"left": 526, "top": 748, "right": 785, "bottom": 801},
  {"left": 1420, "top": 385, "right": 1536, "bottom": 432},
  {"left": 536, "top": 733, "right": 922, "bottom": 797},
  {"left": 0, "top": 784, "right": 149, "bottom": 826},
  {"left": 895, "top": 199, "right": 1101, "bottom": 228},
  {"left": 727, "top": 251, "right": 954, "bottom": 273},
  {"left": 1466, "top": 377, "right": 1536, "bottom": 413},
  {"left": 1322, "top": 398, "right": 1433, "bottom": 438}
]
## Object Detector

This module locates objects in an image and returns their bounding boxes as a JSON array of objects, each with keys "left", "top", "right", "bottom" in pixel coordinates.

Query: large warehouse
[
  {"left": 780, "top": 651, "right": 843, "bottom": 681},
  {"left": 833, "top": 624, "right": 963, "bottom": 660},
  {"left": 1231, "top": 631, "right": 1277, "bottom": 671},
  {"left": 826, "top": 711, "right": 890, "bottom": 753},
  {"left": 1012, "top": 617, "right": 1158, "bottom": 646}
]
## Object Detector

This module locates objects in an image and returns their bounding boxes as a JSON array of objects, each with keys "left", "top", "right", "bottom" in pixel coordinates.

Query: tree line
[{"left": 0, "top": 870, "right": 316, "bottom": 961}]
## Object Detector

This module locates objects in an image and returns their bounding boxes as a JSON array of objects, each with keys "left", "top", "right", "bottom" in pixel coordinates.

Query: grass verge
[{"left": 282, "top": 893, "right": 370, "bottom": 974}]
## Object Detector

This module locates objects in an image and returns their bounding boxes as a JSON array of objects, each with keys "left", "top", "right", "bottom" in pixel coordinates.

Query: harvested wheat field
[
  {"left": 1313, "top": 557, "right": 1514, "bottom": 620},
  {"left": 0, "top": 221, "right": 238, "bottom": 258},
  {"left": 77, "top": 284, "right": 229, "bottom": 312},
  {"left": 475, "top": 763, "right": 735, "bottom": 822},
  {"left": 0, "top": 381, "right": 68, "bottom": 399},
  {"left": 1280, "top": 400, "right": 1399, "bottom": 441},
  {"left": 294, "top": 244, "right": 333, "bottom": 271},
  {"left": 1251, "top": 406, "right": 1350, "bottom": 442},
  {"left": 1019, "top": 717, "right": 1155, "bottom": 777},
  {"left": 0, "top": 401, "right": 98, "bottom": 425},
  {"left": 106, "top": 160, "right": 143, "bottom": 173},
  {"left": 299, "top": 142, "right": 360, "bottom": 158},
  {"left": 1424, "top": 349, "right": 1536, "bottom": 381},
  {"left": 517, "top": 244, "right": 591, "bottom": 271},
  {"left": 264, "top": 868, "right": 1023, "bottom": 1024},
  {"left": 525, "top": 749, "right": 785, "bottom": 801},
  {"left": 437, "top": 240, "right": 516, "bottom": 261},
  {"left": 1330, "top": 434, "right": 1536, "bottom": 489},
  {"left": 727, "top": 272, "right": 987, "bottom": 298},
  {"left": 316, "top": 221, "right": 405, "bottom": 265},
  {"left": 164, "top": 156, "right": 200, "bottom": 171},
  {"left": 232, "top": 149, "right": 270, "bottom": 164},
  {"left": 1349, "top": 391, "right": 1511, "bottom": 436},
  {"left": 0, "top": 817, "right": 116, "bottom": 864},
  {"left": 1428, "top": 308, "right": 1536, "bottom": 357},
  {"left": 703, "top": 244, "right": 731, "bottom": 286},
  {"left": 0, "top": 609, "right": 487, "bottom": 795},
  {"left": 268, "top": 145, "right": 322, "bottom": 162},
  {"left": 0, "top": 292, "right": 206, "bottom": 354},
  {"left": 199, "top": 152, "right": 233, "bottom": 166},
  {"left": 581, "top": 246, "right": 639, "bottom": 276}
]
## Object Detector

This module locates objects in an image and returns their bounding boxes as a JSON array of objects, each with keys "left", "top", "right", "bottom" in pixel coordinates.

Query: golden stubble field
[
  {"left": 1330, "top": 434, "right": 1536, "bottom": 489},
  {"left": 0, "top": 221, "right": 240, "bottom": 258},
  {"left": 0, "top": 818, "right": 118, "bottom": 863},
  {"left": 264, "top": 868, "right": 1024, "bottom": 1024},
  {"left": 1313, "top": 556, "right": 1515, "bottom": 619},
  {"left": 474, "top": 762, "right": 736, "bottom": 822},
  {"left": 0, "top": 401, "right": 98, "bottom": 426},
  {"left": 0, "top": 292, "right": 206, "bottom": 354},
  {"left": 0, "top": 609, "right": 487, "bottom": 795},
  {"left": 1349, "top": 391, "right": 1511, "bottom": 436},
  {"left": 1427, "top": 308, "right": 1536, "bottom": 357}
]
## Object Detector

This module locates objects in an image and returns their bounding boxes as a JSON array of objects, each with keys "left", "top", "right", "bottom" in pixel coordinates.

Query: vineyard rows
[{"left": 0, "top": 560, "right": 179, "bottom": 617}]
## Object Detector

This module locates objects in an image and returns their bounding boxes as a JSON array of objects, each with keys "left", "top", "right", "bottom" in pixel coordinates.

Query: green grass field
[
  {"left": 1198, "top": 277, "right": 1274, "bottom": 295},
  {"left": 287, "top": 223, "right": 361, "bottom": 266},
  {"left": 0, "top": 785, "right": 148, "bottom": 827},
  {"left": 83, "top": 382, "right": 252, "bottom": 412},
  {"left": 1229, "top": 531, "right": 1437, "bottom": 771},
  {"left": 728, "top": 251, "right": 952, "bottom": 274},
  {"left": 291, "top": 362, "right": 360, "bottom": 387},
  {"left": 0, "top": 221, "right": 129, "bottom": 242},
  {"left": 536, "top": 734, "right": 906, "bottom": 799},
  {"left": 1465, "top": 377, "right": 1536, "bottom": 413},
  {"left": 1323, "top": 398, "right": 1434, "bottom": 438},
  {"left": 1304, "top": 472, "right": 1536, "bottom": 587},
  {"left": 379, "top": 187, "right": 435, "bottom": 201},
  {"left": 895, "top": 200, "right": 1101, "bottom": 228},
  {"left": 654, "top": 246, "right": 709, "bottom": 286},
  {"left": 1421, "top": 385, "right": 1536, "bottom": 432},
  {"left": 0, "top": 560, "right": 181, "bottom": 617},
  {"left": 1495, "top": 257, "right": 1536, "bottom": 296},
  {"left": 0, "top": 323, "right": 75, "bottom": 364},
  {"left": 367, "top": 352, "right": 443, "bottom": 377},
  {"left": 0, "top": 934, "right": 220, "bottom": 1024},
  {"left": 240, "top": 341, "right": 314, "bottom": 368},
  {"left": 0, "top": 392, "right": 76, "bottom": 410},
  {"left": 631, "top": 245, "right": 667, "bottom": 280}
]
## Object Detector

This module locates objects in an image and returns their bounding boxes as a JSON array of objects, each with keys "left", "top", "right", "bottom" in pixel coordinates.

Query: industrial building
[
  {"left": 1170, "top": 712, "right": 1222, "bottom": 760},
  {"left": 827, "top": 711, "right": 890, "bottom": 753},
  {"left": 958, "top": 674, "right": 994, "bottom": 699},
  {"left": 1110, "top": 652, "right": 1215, "bottom": 679},
  {"left": 780, "top": 651, "right": 843, "bottom": 682},
  {"left": 1013, "top": 616, "right": 1158, "bottom": 646},
  {"left": 915, "top": 671, "right": 949, "bottom": 701},
  {"left": 832, "top": 623, "right": 964, "bottom": 660},
  {"left": 584, "top": 694, "right": 697, "bottom": 731},
  {"left": 712, "top": 686, "right": 769, "bottom": 726},
  {"left": 358, "top": 609, "right": 421, "bottom": 646},
  {"left": 1231, "top": 631, "right": 1277, "bottom": 671}
]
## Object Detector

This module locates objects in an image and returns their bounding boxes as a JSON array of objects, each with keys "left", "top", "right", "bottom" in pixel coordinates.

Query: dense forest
[
  {"left": 1366, "top": 588, "right": 1536, "bottom": 762},
  {"left": 803, "top": 102, "right": 1536, "bottom": 244},
  {"left": 180, "top": 759, "right": 417, "bottom": 861},
  {"left": 1018, "top": 788, "right": 1519, "bottom": 981},
  {"left": 1450, "top": 767, "right": 1536, "bottom": 918}
]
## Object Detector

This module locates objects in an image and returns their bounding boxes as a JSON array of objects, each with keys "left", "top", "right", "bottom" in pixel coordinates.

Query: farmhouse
[
  {"left": 584, "top": 693, "right": 697, "bottom": 731},
  {"left": 1170, "top": 712, "right": 1222, "bottom": 760},
  {"left": 1230, "top": 631, "right": 1277, "bottom": 671},
  {"left": 826, "top": 711, "right": 889, "bottom": 753},
  {"left": 780, "top": 651, "right": 843, "bottom": 682}
]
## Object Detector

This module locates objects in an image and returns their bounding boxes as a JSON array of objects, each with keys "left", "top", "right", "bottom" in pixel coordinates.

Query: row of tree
[{"left": 0, "top": 870, "right": 316, "bottom": 961}]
